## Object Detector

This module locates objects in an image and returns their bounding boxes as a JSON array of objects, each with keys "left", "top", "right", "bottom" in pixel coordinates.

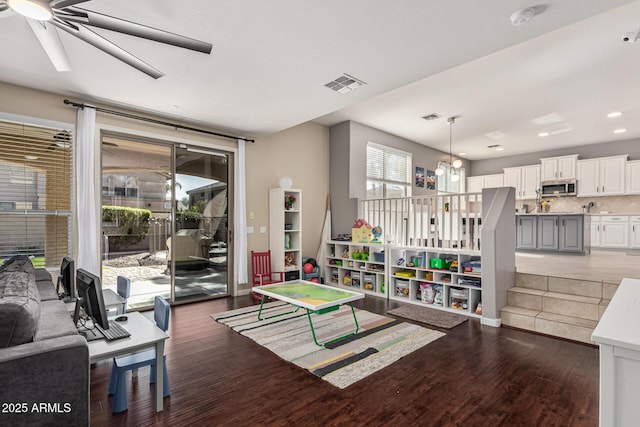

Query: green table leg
[
  {"left": 257, "top": 295, "right": 301, "bottom": 320},
  {"left": 307, "top": 303, "right": 359, "bottom": 347}
]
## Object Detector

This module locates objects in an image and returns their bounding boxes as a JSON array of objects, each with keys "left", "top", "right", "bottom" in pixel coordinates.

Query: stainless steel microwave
[{"left": 541, "top": 179, "right": 577, "bottom": 197}]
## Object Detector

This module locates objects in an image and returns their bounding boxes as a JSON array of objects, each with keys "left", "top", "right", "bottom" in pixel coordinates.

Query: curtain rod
[{"left": 63, "top": 99, "right": 255, "bottom": 143}]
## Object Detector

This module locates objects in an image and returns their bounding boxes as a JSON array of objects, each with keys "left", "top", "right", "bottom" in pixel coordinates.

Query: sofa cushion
[
  {"left": 36, "top": 275, "right": 60, "bottom": 301},
  {"left": 34, "top": 300, "right": 78, "bottom": 341},
  {"left": 0, "top": 271, "right": 41, "bottom": 347},
  {"left": 0, "top": 255, "right": 36, "bottom": 275}
]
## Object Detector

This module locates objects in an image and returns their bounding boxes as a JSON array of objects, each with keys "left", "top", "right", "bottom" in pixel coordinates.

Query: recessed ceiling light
[
  {"left": 510, "top": 7, "right": 536, "bottom": 26},
  {"left": 538, "top": 132, "right": 550, "bottom": 137},
  {"left": 607, "top": 111, "right": 622, "bottom": 118},
  {"left": 614, "top": 128, "right": 627, "bottom": 134},
  {"left": 495, "top": 146, "right": 505, "bottom": 151},
  {"left": 458, "top": 152, "right": 466, "bottom": 156}
]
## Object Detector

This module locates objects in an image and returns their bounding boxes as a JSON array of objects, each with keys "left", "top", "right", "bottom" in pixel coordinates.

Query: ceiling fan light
[
  {"left": 9, "top": 0, "right": 52, "bottom": 20},
  {"left": 452, "top": 159, "right": 462, "bottom": 168}
]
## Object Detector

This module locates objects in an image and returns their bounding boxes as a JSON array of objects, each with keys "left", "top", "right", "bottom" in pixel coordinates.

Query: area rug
[
  {"left": 387, "top": 304, "right": 469, "bottom": 329},
  {"left": 212, "top": 302, "right": 445, "bottom": 389}
]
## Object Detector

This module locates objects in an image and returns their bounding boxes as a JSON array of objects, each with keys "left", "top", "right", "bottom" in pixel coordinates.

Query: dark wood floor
[{"left": 89, "top": 295, "right": 600, "bottom": 427}]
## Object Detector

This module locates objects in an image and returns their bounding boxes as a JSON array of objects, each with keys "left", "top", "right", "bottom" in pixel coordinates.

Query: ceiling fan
[{"left": 0, "top": 0, "right": 213, "bottom": 78}]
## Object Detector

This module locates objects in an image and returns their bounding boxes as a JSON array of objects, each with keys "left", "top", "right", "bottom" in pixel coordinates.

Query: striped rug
[{"left": 212, "top": 302, "right": 445, "bottom": 389}]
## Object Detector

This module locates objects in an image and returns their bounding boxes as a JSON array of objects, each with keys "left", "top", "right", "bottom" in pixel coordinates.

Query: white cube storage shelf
[
  {"left": 325, "top": 242, "right": 386, "bottom": 297},
  {"left": 388, "top": 247, "right": 482, "bottom": 318},
  {"left": 324, "top": 241, "right": 483, "bottom": 319}
]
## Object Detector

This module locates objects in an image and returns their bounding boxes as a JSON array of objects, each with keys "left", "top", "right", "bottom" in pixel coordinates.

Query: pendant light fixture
[{"left": 448, "top": 117, "right": 461, "bottom": 182}]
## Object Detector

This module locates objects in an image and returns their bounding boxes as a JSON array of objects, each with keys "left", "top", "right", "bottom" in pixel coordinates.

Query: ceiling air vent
[
  {"left": 422, "top": 114, "right": 441, "bottom": 121},
  {"left": 325, "top": 73, "right": 366, "bottom": 94}
]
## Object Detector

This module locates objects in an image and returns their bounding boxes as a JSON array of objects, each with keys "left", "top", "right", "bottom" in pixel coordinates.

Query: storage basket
[
  {"left": 373, "top": 252, "right": 385, "bottom": 263},
  {"left": 449, "top": 287, "right": 469, "bottom": 299}
]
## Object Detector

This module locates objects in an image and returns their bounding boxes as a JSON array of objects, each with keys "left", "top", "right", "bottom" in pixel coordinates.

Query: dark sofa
[{"left": 0, "top": 256, "right": 89, "bottom": 426}]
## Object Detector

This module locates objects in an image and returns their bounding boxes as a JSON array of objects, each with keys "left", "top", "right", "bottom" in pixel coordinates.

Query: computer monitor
[
  {"left": 56, "top": 257, "right": 75, "bottom": 300},
  {"left": 73, "top": 268, "right": 109, "bottom": 330}
]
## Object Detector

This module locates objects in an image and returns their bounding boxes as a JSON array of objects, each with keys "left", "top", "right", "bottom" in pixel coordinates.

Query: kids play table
[{"left": 252, "top": 280, "right": 365, "bottom": 346}]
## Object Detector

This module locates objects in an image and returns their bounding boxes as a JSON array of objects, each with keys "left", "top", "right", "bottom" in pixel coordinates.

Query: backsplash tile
[{"left": 518, "top": 195, "right": 640, "bottom": 214}]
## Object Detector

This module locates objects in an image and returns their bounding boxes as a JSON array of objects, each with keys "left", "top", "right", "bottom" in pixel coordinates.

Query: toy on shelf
[
  {"left": 284, "top": 194, "right": 296, "bottom": 210},
  {"left": 432, "top": 285, "right": 443, "bottom": 306},
  {"left": 352, "top": 218, "right": 373, "bottom": 243},
  {"left": 420, "top": 282, "right": 435, "bottom": 304},
  {"left": 371, "top": 225, "right": 383, "bottom": 243}
]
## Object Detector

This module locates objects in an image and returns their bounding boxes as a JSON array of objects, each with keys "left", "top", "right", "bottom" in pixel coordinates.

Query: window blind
[
  {"left": 0, "top": 119, "right": 73, "bottom": 268},
  {"left": 366, "top": 142, "right": 411, "bottom": 198}
]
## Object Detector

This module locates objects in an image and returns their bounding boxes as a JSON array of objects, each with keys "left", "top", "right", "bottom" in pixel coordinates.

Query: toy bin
[
  {"left": 430, "top": 257, "right": 453, "bottom": 269},
  {"left": 395, "top": 279, "right": 410, "bottom": 298},
  {"left": 449, "top": 286, "right": 469, "bottom": 310},
  {"left": 373, "top": 252, "right": 385, "bottom": 263}
]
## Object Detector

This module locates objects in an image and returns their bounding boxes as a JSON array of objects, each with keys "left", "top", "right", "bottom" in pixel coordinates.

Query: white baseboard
[{"left": 481, "top": 317, "right": 502, "bottom": 328}]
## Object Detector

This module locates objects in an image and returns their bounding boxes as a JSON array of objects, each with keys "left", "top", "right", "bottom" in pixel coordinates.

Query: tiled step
[
  {"left": 507, "top": 287, "right": 545, "bottom": 311},
  {"left": 506, "top": 272, "right": 620, "bottom": 343},
  {"left": 542, "top": 291, "right": 600, "bottom": 321},
  {"left": 500, "top": 305, "right": 598, "bottom": 344},
  {"left": 501, "top": 306, "right": 540, "bottom": 330},
  {"left": 535, "top": 312, "right": 597, "bottom": 344},
  {"left": 516, "top": 272, "right": 619, "bottom": 299}
]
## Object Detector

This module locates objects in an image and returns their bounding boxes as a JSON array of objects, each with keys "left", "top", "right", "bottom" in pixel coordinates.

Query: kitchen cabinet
[
  {"left": 540, "top": 155, "right": 578, "bottom": 181},
  {"left": 516, "top": 214, "right": 589, "bottom": 253},
  {"left": 467, "top": 176, "right": 484, "bottom": 193},
  {"left": 484, "top": 174, "right": 504, "bottom": 188},
  {"left": 627, "top": 160, "right": 640, "bottom": 195},
  {"left": 467, "top": 174, "right": 504, "bottom": 194},
  {"left": 516, "top": 216, "right": 537, "bottom": 249},
  {"left": 631, "top": 216, "right": 640, "bottom": 249},
  {"left": 577, "top": 155, "right": 627, "bottom": 197},
  {"left": 590, "top": 216, "right": 601, "bottom": 247},
  {"left": 537, "top": 215, "right": 559, "bottom": 250},
  {"left": 558, "top": 215, "right": 584, "bottom": 252},
  {"left": 600, "top": 216, "right": 629, "bottom": 248},
  {"left": 504, "top": 165, "right": 540, "bottom": 200}
]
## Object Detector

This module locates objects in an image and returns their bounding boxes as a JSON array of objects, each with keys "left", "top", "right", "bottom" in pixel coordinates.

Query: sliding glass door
[
  {"left": 101, "top": 136, "right": 231, "bottom": 310},
  {"left": 172, "top": 146, "right": 229, "bottom": 302}
]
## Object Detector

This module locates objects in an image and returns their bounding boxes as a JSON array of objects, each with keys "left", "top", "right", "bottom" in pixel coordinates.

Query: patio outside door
[
  {"left": 171, "top": 146, "right": 230, "bottom": 302},
  {"left": 101, "top": 137, "right": 230, "bottom": 310}
]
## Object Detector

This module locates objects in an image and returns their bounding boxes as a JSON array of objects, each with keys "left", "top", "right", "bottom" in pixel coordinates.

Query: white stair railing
[{"left": 359, "top": 192, "right": 482, "bottom": 251}]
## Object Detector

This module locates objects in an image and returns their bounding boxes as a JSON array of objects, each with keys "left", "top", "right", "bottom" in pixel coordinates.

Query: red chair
[{"left": 251, "top": 250, "right": 284, "bottom": 300}]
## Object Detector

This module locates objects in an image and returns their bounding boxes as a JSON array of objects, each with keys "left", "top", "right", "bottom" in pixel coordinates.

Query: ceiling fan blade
[
  {"left": 52, "top": 20, "right": 164, "bottom": 78},
  {"left": 26, "top": 18, "right": 72, "bottom": 71},
  {"left": 64, "top": 7, "right": 212, "bottom": 54},
  {"left": 50, "top": 0, "right": 90, "bottom": 8}
]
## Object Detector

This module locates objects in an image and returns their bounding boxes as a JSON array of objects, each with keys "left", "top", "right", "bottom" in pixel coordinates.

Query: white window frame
[{"left": 366, "top": 142, "right": 412, "bottom": 199}]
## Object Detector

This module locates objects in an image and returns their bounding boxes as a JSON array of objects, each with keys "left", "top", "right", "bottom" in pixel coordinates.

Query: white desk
[
  {"left": 87, "top": 311, "right": 169, "bottom": 412},
  {"left": 591, "top": 277, "right": 640, "bottom": 427}
]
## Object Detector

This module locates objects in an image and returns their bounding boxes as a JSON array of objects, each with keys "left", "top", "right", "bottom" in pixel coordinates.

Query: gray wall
[
  {"left": 471, "top": 137, "right": 640, "bottom": 176},
  {"left": 330, "top": 120, "right": 470, "bottom": 236},
  {"left": 329, "top": 122, "right": 356, "bottom": 238}
]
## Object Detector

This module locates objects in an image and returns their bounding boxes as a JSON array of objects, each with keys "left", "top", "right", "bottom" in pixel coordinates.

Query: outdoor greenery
[{"left": 102, "top": 205, "right": 152, "bottom": 244}]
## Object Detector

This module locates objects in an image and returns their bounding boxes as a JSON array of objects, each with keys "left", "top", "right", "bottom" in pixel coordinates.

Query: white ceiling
[{"left": 1, "top": 0, "right": 639, "bottom": 159}]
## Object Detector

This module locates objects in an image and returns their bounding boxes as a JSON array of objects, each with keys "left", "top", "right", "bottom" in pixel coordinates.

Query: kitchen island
[{"left": 516, "top": 213, "right": 590, "bottom": 254}]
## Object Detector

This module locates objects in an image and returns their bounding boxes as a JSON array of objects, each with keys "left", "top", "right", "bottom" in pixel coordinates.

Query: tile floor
[{"left": 516, "top": 249, "right": 640, "bottom": 284}]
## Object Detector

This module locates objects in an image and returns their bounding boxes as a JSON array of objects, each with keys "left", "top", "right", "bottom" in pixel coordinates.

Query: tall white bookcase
[{"left": 269, "top": 188, "right": 302, "bottom": 280}]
